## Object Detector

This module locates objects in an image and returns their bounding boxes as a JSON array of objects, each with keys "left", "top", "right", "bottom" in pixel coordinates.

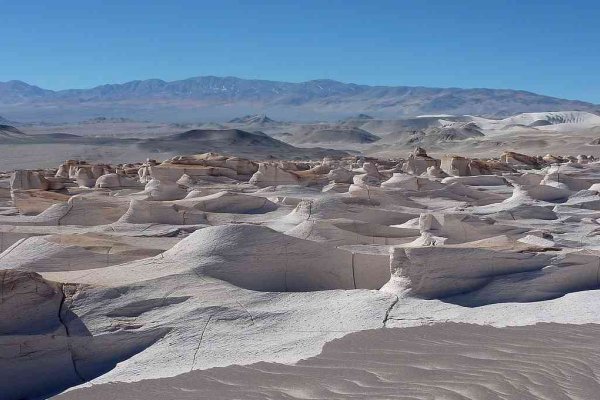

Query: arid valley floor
[{"left": 3, "top": 111, "right": 600, "bottom": 399}]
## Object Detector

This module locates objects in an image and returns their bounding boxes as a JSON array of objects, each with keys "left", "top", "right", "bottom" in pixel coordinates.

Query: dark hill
[
  {"left": 139, "top": 128, "right": 347, "bottom": 159},
  {"left": 293, "top": 128, "right": 381, "bottom": 144}
]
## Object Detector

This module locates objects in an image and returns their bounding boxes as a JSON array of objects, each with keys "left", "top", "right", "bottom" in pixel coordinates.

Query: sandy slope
[{"left": 54, "top": 323, "right": 600, "bottom": 400}]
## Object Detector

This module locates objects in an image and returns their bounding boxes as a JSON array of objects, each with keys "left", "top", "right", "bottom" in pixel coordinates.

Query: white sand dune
[{"left": 54, "top": 323, "right": 600, "bottom": 400}]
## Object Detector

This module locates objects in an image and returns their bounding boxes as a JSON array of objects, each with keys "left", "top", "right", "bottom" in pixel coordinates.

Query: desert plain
[{"left": 2, "top": 110, "right": 600, "bottom": 399}]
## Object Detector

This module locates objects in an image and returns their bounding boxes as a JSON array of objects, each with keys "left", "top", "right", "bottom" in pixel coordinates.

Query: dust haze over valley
[{"left": 1, "top": 100, "right": 600, "bottom": 170}]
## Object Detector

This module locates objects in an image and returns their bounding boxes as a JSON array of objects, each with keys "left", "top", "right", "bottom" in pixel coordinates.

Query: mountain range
[{"left": 0, "top": 76, "right": 598, "bottom": 122}]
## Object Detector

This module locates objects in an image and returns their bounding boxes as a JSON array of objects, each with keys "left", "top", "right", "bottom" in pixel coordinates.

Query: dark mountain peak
[
  {"left": 0, "top": 80, "right": 53, "bottom": 102},
  {"left": 3, "top": 80, "right": 31, "bottom": 87},
  {"left": 305, "top": 78, "right": 344, "bottom": 85},
  {"left": 0, "top": 124, "right": 26, "bottom": 139},
  {"left": 0, "top": 124, "right": 24, "bottom": 133}
]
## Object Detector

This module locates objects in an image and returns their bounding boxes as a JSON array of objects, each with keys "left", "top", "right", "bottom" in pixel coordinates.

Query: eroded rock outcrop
[
  {"left": 501, "top": 151, "right": 545, "bottom": 168},
  {"left": 4, "top": 147, "right": 600, "bottom": 400},
  {"left": 249, "top": 163, "right": 300, "bottom": 187},
  {"left": 95, "top": 173, "right": 143, "bottom": 189},
  {"left": 383, "top": 246, "right": 600, "bottom": 305},
  {"left": 11, "top": 190, "right": 71, "bottom": 215},
  {"left": 403, "top": 148, "right": 441, "bottom": 175},
  {"left": 10, "top": 170, "right": 50, "bottom": 191}
]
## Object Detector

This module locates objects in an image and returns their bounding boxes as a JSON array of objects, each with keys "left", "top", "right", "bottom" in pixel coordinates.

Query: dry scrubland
[{"left": 2, "top": 111, "right": 600, "bottom": 399}]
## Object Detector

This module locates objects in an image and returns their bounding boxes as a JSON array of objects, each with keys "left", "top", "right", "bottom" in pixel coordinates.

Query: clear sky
[{"left": 1, "top": 0, "right": 599, "bottom": 102}]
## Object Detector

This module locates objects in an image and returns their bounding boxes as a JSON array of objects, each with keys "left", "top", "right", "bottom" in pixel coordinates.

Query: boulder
[
  {"left": 422, "top": 165, "right": 449, "bottom": 178},
  {"left": 138, "top": 165, "right": 152, "bottom": 183},
  {"left": 577, "top": 155, "right": 590, "bottom": 164},
  {"left": 403, "top": 148, "right": 441, "bottom": 175},
  {"left": 352, "top": 173, "right": 380, "bottom": 188},
  {"left": 541, "top": 167, "right": 593, "bottom": 191},
  {"left": 441, "top": 156, "right": 515, "bottom": 176},
  {"left": 91, "top": 164, "right": 111, "bottom": 179},
  {"left": 278, "top": 161, "right": 299, "bottom": 171},
  {"left": 322, "top": 182, "right": 350, "bottom": 193},
  {"left": 73, "top": 167, "right": 96, "bottom": 188},
  {"left": 362, "top": 162, "right": 383, "bottom": 179},
  {"left": 384, "top": 246, "right": 600, "bottom": 305},
  {"left": 501, "top": 151, "right": 544, "bottom": 168},
  {"left": 175, "top": 191, "right": 277, "bottom": 214},
  {"left": 306, "top": 163, "right": 331, "bottom": 175},
  {"left": 225, "top": 157, "right": 258, "bottom": 175},
  {"left": 327, "top": 167, "right": 355, "bottom": 183},
  {"left": 55, "top": 164, "right": 69, "bottom": 178},
  {"left": 11, "top": 190, "right": 71, "bottom": 215},
  {"left": 10, "top": 170, "right": 50, "bottom": 191},
  {"left": 118, "top": 199, "right": 208, "bottom": 225},
  {"left": 0, "top": 178, "right": 10, "bottom": 199},
  {"left": 441, "top": 156, "right": 470, "bottom": 176},
  {"left": 441, "top": 175, "right": 509, "bottom": 186},
  {"left": 46, "top": 177, "right": 68, "bottom": 191},
  {"left": 134, "top": 179, "right": 188, "bottom": 201},
  {"left": 543, "top": 154, "right": 565, "bottom": 164},
  {"left": 382, "top": 174, "right": 445, "bottom": 190},
  {"left": 468, "top": 159, "right": 516, "bottom": 175},
  {"left": 55, "top": 160, "right": 86, "bottom": 179},
  {"left": 0, "top": 270, "right": 63, "bottom": 335},
  {"left": 162, "top": 153, "right": 258, "bottom": 176},
  {"left": 249, "top": 163, "right": 300, "bottom": 187},
  {"left": 176, "top": 174, "right": 196, "bottom": 187},
  {"left": 150, "top": 164, "right": 243, "bottom": 183},
  {"left": 95, "top": 173, "right": 142, "bottom": 189}
]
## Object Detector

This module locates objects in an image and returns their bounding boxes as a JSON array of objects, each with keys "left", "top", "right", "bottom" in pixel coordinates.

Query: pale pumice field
[{"left": 2, "top": 111, "right": 600, "bottom": 399}]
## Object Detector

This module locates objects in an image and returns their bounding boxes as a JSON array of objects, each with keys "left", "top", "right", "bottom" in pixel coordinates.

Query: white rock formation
[
  {"left": 326, "top": 167, "right": 355, "bottom": 183},
  {"left": 249, "top": 163, "right": 300, "bottom": 187},
  {"left": 4, "top": 148, "right": 600, "bottom": 400},
  {"left": 10, "top": 170, "right": 50, "bottom": 191},
  {"left": 95, "top": 173, "right": 143, "bottom": 189},
  {"left": 133, "top": 179, "right": 188, "bottom": 201},
  {"left": 403, "top": 148, "right": 441, "bottom": 175},
  {"left": 74, "top": 167, "right": 97, "bottom": 188}
]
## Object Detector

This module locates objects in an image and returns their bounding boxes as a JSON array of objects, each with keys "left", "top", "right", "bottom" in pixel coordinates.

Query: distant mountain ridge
[{"left": 0, "top": 76, "right": 598, "bottom": 122}]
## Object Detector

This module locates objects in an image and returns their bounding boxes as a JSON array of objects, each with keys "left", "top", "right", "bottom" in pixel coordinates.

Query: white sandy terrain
[
  {"left": 1, "top": 114, "right": 600, "bottom": 399},
  {"left": 53, "top": 323, "right": 600, "bottom": 400}
]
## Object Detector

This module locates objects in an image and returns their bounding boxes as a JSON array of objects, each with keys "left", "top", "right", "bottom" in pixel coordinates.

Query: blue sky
[{"left": 1, "top": 0, "right": 599, "bottom": 102}]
